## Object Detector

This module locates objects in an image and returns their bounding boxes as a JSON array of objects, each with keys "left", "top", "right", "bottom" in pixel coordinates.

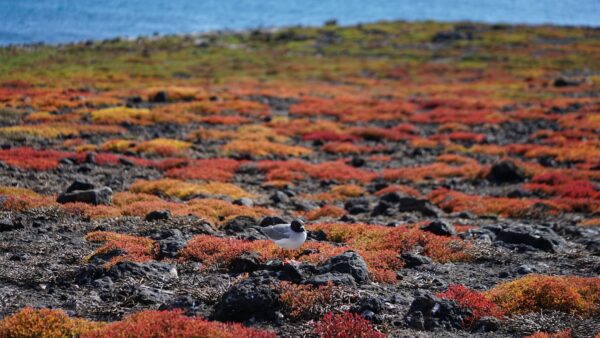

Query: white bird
[{"left": 260, "top": 219, "right": 307, "bottom": 250}]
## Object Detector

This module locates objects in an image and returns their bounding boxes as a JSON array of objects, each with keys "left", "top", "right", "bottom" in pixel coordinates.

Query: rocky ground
[{"left": 0, "top": 21, "right": 599, "bottom": 337}]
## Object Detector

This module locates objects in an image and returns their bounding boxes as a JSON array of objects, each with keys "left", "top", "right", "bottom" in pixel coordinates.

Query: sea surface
[{"left": 0, "top": 0, "right": 598, "bottom": 45}]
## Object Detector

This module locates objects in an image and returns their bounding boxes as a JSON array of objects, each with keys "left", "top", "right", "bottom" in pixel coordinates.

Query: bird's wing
[{"left": 259, "top": 223, "right": 292, "bottom": 241}]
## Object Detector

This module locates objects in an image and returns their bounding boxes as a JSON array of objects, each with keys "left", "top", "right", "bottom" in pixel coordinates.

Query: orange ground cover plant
[
  {"left": 526, "top": 330, "right": 573, "bottom": 338},
  {"left": 308, "top": 222, "right": 472, "bottom": 282},
  {"left": 0, "top": 186, "right": 55, "bottom": 211},
  {"left": 0, "top": 307, "right": 104, "bottom": 338},
  {"left": 130, "top": 178, "right": 254, "bottom": 200},
  {"left": 303, "top": 205, "right": 347, "bottom": 221},
  {"left": 314, "top": 311, "right": 386, "bottom": 338},
  {"left": 428, "top": 188, "right": 564, "bottom": 218},
  {"left": 85, "top": 309, "right": 275, "bottom": 338},
  {"left": 484, "top": 275, "right": 600, "bottom": 317},
  {"left": 437, "top": 284, "right": 505, "bottom": 327},
  {"left": 257, "top": 160, "right": 378, "bottom": 184},
  {"left": 84, "top": 231, "right": 159, "bottom": 267},
  {"left": 279, "top": 281, "right": 335, "bottom": 319},
  {"left": 0, "top": 147, "right": 73, "bottom": 170},
  {"left": 164, "top": 158, "right": 241, "bottom": 181}
]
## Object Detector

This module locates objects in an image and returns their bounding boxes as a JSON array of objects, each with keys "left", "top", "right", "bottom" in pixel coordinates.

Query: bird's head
[{"left": 291, "top": 219, "right": 305, "bottom": 233}]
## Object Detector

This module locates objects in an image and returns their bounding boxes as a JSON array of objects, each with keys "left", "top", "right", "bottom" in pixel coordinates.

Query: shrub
[
  {"left": 61, "top": 202, "right": 122, "bottom": 220},
  {"left": 0, "top": 147, "right": 72, "bottom": 170},
  {"left": 0, "top": 307, "right": 103, "bottom": 338},
  {"left": 85, "top": 309, "right": 275, "bottom": 338},
  {"left": 0, "top": 186, "right": 55, "bottom": 211},
  {"left": 91, "top": 107, "right": 151, "bottom": 125},
  {"left": 307, "top": 184, "right": 366, "bottom": 202},
  {"left": 314, "top": 312, "right": 386, "bottom": 338},
  {"left": 484, "top": 275, "right": 600, "bottom": 317},
  {"left": 135, "top": 138, "right": 191, "bottom": 157},
  {"left": 304, "top": 205, "right": 346, "bottom": 221},
  {"left": 308, "top": 223, "right": 471, "bottom": 283},
  {"left": 437, "top": 284, "right": 505, "bottom": 327},
  {"left": 130, "top": 178, "right": 254, "bottom": 200},
  {"left": 84, "top": 231, "right": 159, "bottom": 267},
  {"left": 428, "top": 188, "right": 564, "bottom": 218},
  {"left": 222, "top": 140, "right": 312, "bottom": 157},
  {"left": 526, "top": 330, "right": 572, "bottom": 338},
  {"left": 279, "top": 281, "right": 335, "bottom": 319},
  {"left": 165, "top": 158, "right": 240, "bottom": 181}
]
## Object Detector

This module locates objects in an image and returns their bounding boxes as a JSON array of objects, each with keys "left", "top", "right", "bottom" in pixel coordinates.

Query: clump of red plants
[{"left": 314, "top": 311, "right": 386, "bottom": 338}]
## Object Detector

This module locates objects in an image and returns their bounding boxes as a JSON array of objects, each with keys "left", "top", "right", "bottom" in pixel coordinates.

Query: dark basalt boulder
[
  {"left": 213, "top": 272, "right": 280, "bottom": 322},
  {"left": 145, "top": 210, "right": 171, "bottom": 221},
  {"left": 483, "top": 224, "right": 565, "bottom": 252},
  {"left": 108, "top": 261, "right": 178, "bottom": 281},
  {"left": 317, "top": 250, "right": 370, "bottom": 284},
  {"left": 401, "top": 253, "right": 433, "bottom": 268},
  {"left": 404, "top": 291, "right": 471, "bottom": 331},
  {"left": 57, "top": 186, "right": 112, "bottom": 206},
  {"left": 308, "top": 272, "right": 356, "bottom": 286},
  {"left": 397, "top": 197, "right": 441, "bottom": 217},
  {"left": 344, "top": 198, "right": 370, "bottom": 215},
  {"left": 486, "top": 161, "right": 526, "bottom": 184},
  {"left": 421, "top": 220, "right": 456, "bottom": 236},
  {"left": 259, "top": 216, "right": 286, "bottom": 227}
]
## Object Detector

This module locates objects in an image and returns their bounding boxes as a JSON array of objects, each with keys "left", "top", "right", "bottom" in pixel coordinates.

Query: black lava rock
[
  {"left": 401, "top": 253, "right": 433, "bottom": 268},
  {"left": 404, "top": 291, "right": 471, "bottom": 330},
  {"left": 108, "top": 261, "right": 178, "bottom": 281},
  {"left": 223, "top": 216, "right": 257, "bottom": 234},
  {"left": 145, "top": 210, "right": 171, "bottom": 221},
  {"left": 371, "top": 201, "right": 392, "bottom": 217},
  {"left": 259, "top": 216, "right": 286, "bottom": 227},
  {"left": 229, "top": 252, "right": 262, "bottom": 273},
  {"left": 484, "top": 224, "right": 565, "bottom": 252},
  {"left": 380, "top": 192, "right": 403, "bottom": 204},
  {"left": 344, "top": 198, "right": 370, "bottom": 215},
  {"left": 233, "top": 197, "right": 254, "bottom": 207},
  {"left": 398, "top": 197, "right": 441, "bottom": 217},
  {"left": 213, "top": 273, "right": 280, "bottom": 321},
  {"left": 486, "top": 161, "right": 526, "bottom": 184},
  {"left": 421, "top": 220, "right": 456, "bottom": 236},
  {"left": 57, "top": 187, "right": 112, "bottom": 205},
  {"left": 0, "top": 218, "right": 20, "bottom": 232},
  {"left": 270, "top": 191, "right": 290, "bottom": 204},
  {"left": 317, "top": 251, "right": 370, "bottom": 284},
  {"left": 150, "top": 90, "right": 168, "bottom": 103},
  {"left": 65, "top": 179, "right": 95, "bottom": 193}
]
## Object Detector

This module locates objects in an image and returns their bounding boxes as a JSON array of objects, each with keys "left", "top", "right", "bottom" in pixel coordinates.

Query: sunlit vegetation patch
[
  {"left": 0, "top": 147, "right": 72, "bottom": 170},
  {"left": 180, "top": 234, "right": 349, "bottom": 273},
  {"left": 163, "top": 158, "right": 241, "bottom": 181},
  {"left": 258, "top": 160, "right": 378, "bottom": 184},
  {"left": 0, "top": 186, "right": 55, "bottom": 211},
  {"left": 91, "top": 106, "right": 152, "bottom": 125},
  {"left": 113, "top": 191, "right": 272, "bottom": 226},
  {"left": 321, "top": 142, "right": 386, "bottom": 155},
  {"left": 279, "top": 281, "right": 337, "bottom": 320},
  {"left": 384, "top": 154, "right": 486, "bottom": 182},
  {"left": 85, "top": 309, "right": 276, "bottom": 338},
  {"left": 307, "top": 222, "right": 472, "bottom": 282},
  {"left": 314, "top": 311, "right": 386, "bottom": 338},
  {"left": 289, "top": 96, "right": 412, "bottom": 123},
  {"left": 130, "top": 178, "right": 254, "bottom": 200},
  {"left": 374, "top": 184, "right": 421, "bottom": 198},
  {"left": 0, "top": 122, "right": 125, "bottom": 141},
  {"left": 223, "top": 140, "right": 312, "bottom": 157},
  {"left": 305, "top": 184, "right": 366, "bottom": 202},
  {"left": 61, "top": 202, "right": 122, "bottom": 220},
  {"left": 303, "top": 205, "right": 347, "bottom": 221},
  {"left": 437, "top": 284, "right": 505, "bottom": 328},
  {"left": 101, "top": 138, "right": 192, "bottom": 157},
  {"left": 0, "top": 307, "right": 104, "bottom": 338},
  {"left": 484, "top": 275, "right": 600, "bottom": 317},
  {"left": 85, "top": 231, "right": 159, "bottom": 267},
  {"left": 526, "top": 330, "right": 573, "bottom": 338},
  {"left": 0, "top": 308, "right": 275, "bottom": 338}
]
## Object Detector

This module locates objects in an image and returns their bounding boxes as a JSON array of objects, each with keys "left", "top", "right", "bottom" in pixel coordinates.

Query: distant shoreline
[{"left": 2, "top": 18, "right": 599, "bottom": 49}]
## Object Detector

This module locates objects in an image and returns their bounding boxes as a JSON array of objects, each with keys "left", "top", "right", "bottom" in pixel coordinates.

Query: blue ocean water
[{"left": 0, "top": 0, "right": 598, "bottom": 46}]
